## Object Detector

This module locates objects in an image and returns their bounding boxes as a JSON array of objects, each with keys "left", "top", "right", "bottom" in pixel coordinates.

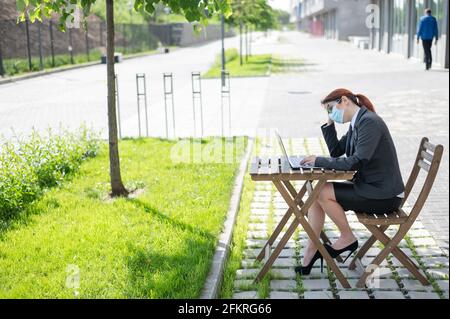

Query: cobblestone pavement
[{"left": 232, "top": 137, "right": 449, "bottom": 299}]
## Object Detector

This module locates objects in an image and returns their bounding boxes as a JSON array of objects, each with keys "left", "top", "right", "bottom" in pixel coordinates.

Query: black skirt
[{"left": 332, "top": 181, "right": 402, "bottom": 215}]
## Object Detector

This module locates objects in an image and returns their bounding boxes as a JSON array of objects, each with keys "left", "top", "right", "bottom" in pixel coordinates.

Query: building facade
[
  {"left": 370, "top": 0, "right": 449, "bottom": 68},
  {"left": 294, "top": 0, "right": 372, "bottom": 40}
]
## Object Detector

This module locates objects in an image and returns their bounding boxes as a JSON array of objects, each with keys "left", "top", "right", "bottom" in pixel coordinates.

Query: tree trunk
[
  {"left": 245, "top": 24, "right": 248, "bottom": 62},
  {"left": 239, "top": 22, "right": 243, "bottom": 66},
  {"left": 249, "top": 26, "right": 252, "bottom": 57},
  {"left": 106, "top": 0, "right": 128, "bottom": 197}
]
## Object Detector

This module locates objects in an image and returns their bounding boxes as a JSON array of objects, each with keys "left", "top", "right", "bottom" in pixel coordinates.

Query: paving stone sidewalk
[{"left": 232, "top": 137, "right": 449, "bottom": 299}]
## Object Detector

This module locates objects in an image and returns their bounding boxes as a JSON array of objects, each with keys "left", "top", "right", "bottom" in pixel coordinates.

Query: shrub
[{"left": 0, "top": 127, "right": 100, "bottom": 222}]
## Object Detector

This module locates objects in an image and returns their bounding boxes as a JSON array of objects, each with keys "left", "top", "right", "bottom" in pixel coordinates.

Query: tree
[
  {"left": 227, "top": 0, "right": 246, "bottom": 65},
  {"left": 226, "top": 0, "right": 277, "bottom": 65},
  {"left": 244, "top": 0, "right": 277, "bottom": 58},
  {"left": 274, "top": 9, "right": 291, "bottom": 26},
  {"left": 16, "top": 0, "right": 231, "bottom": 197}
]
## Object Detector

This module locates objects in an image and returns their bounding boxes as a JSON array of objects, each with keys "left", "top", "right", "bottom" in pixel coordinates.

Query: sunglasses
[{"left": 324, "top": 98, "right": 342, "bottom": 114}]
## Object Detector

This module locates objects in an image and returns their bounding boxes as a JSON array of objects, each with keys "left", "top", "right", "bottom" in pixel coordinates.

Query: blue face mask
[{"left": 329, "top": 105, "right": 344, "bottom": 124}]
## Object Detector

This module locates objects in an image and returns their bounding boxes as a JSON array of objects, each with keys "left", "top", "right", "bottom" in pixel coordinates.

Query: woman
[{"left": 295, "top": 88, "right": 405, "bottom": 275}]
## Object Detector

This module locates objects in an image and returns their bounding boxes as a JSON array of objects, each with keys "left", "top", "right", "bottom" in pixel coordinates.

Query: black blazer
[{"left": 315, "top": 106, "right": 405, "bottom": 200}]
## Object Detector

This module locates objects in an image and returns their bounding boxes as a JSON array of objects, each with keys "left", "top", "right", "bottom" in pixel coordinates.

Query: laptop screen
[{"left": 275, "top": 131, "right": 290, "bottom": 163}]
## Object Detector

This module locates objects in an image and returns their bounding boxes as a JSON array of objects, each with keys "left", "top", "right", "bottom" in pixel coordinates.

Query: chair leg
[
  {"left": 349, "top": 225, "right": 388, "bottom": 270},
  {"left": 392, "top": 247, "right": 430, "bottom": 285},
  {"left": 356, "top": 245, "right": 391, "bottom": 288},
  {"left": 356, "top": 224, "right": 406, "bottom": 288},
  {"left": 368, "top": 225, "right": 430, "bottom": 286}
]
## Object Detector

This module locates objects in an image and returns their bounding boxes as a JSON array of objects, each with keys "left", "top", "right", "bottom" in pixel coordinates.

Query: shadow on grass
[
  {"left": 243, "top": 58, "right": 272, "bottom": 65},
  {"left": 0, "top": 194, "right": 61, "bottom": 239},
  {"left": 126, "top": 198, "right": 215, "bottom": 241},
  {"left": 124, "top": 237, "right": 213, "bottom": 298},
  {"left": 271, "top": 58, "right": 318, "bottom": 70},
  {"left": 124, "top": 199, "right": 216, "bottom": 298}
]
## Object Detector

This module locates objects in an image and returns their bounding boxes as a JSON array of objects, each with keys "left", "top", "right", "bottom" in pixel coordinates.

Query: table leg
[
  {"left": 282, "top": 180, "right": 343, "bottom": 263},
  {"left": 274, "top": 179, "right": 351, "bottom": 289},
  {"left": 254, "top": 216, "right": 300, "bottom": 283},
  {"left": 256, "top": 182, "right": 307, "bottom": 261},
  {"left": 254, "top": 179, "right": 327, "bottom": 283}
]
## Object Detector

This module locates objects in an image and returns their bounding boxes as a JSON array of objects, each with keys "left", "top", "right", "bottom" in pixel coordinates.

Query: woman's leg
[
  {"left": 302, "top": 200, "right": 325, "bottom": 265},
  {"left": 317, "top": 183, "right": 357, "bottom": 250}
]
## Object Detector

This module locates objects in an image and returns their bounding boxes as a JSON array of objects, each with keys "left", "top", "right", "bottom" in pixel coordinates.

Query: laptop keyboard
[
  {"left": 289, "top": 156, "right": 301, "bottom": 168},
  {"left": 289, "top": 156, "right": 312, "bottom": 169}
]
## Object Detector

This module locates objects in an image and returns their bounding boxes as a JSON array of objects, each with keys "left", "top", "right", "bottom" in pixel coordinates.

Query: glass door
[
  {"left": 392, "top": 0, "right": 407, "bottom": 54},
  {"left": 412, "top": 0, "right": 426, "bottom": 60},
  {"left": 430, "top": 0, "right": 444, "bottom": 65}
]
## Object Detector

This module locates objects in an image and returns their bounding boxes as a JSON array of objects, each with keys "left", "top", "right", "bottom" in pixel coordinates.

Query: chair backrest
[{"left": 401, "top": 137, "right": 444, "bottom": 225}]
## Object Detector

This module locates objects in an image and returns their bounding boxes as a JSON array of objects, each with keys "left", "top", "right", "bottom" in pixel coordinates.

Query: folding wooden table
[{"left": 250, "top": 155, "right": 356, "bottom": 289}]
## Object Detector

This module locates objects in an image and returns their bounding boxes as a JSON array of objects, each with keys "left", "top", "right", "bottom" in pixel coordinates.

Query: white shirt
[
  {"left": 350, "top": 108, "right": 404, "bottom": 199},
  {"left": 350, "top": 108, "right": 359, "bottom": 130}
]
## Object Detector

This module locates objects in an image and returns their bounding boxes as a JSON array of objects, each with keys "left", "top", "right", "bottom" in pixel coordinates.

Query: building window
[
  {"left": 392, "top": 0, "right": 407, "bottom": 54},
  {"left": 412, "top": 0, "right": 426, "bottom": 59}
]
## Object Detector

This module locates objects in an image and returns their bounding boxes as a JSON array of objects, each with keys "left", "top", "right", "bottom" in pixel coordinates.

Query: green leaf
[
  {"left": 17, "top": 12, "right": 26, "bottom": 23},
  {"left": 16, "top": 0, "right": 27, "bottom": 12},
  {"left": 134, "top": 0, "right": 144, "bottom": 11}
]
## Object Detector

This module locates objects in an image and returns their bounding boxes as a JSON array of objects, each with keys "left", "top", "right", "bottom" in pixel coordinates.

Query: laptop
[{"left": 275, "top": 130, "right": 316, "bottom": 170}]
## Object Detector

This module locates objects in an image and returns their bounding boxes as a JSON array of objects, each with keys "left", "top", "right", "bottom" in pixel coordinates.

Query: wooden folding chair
[{"left": 348, "top": 137, "right": 444, "bottom": 288}]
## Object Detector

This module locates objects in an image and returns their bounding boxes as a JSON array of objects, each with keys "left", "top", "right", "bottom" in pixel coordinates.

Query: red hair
[{"left": 321, "top": 88, "right": 376, "bottom": 113}]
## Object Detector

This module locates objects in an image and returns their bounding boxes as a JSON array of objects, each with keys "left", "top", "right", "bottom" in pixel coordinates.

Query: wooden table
[{"left": 249, "top": 155, "right": 356, "bottom": 289}]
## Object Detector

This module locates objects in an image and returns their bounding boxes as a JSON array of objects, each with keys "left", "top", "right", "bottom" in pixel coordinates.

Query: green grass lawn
[
  {"left": 203, "top": 49, "right": 308, "bottom": 78},
  {"left": 203, "top": 49, "right": 272, "bottom": 78},
  {"left": 0, "top": 137, "right": 245, "bottom": 298}
]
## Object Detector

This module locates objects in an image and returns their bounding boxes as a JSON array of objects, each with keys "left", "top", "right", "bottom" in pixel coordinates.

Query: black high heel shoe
[
  {"left": 325, "top": 240, "right": 358, "bottom": 263},
  {"left": 295, "top": 250, "right": 323, "bottom": 275}
]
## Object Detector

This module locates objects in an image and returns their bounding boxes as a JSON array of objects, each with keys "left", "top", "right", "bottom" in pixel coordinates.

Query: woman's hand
[
  {"left": 301, "top": 155, "right": 316, "bottom": 166},
  {"left": 323, "top": 104, "right": 334, "bottom": 126}
]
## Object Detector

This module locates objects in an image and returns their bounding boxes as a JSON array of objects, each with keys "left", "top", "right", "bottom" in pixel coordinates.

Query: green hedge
[
  {"left": 0, "top": 127, "right": 99, "bottom": 223},
  {"left": 2, "top": 50, "right": 103, "bottom": 77}
]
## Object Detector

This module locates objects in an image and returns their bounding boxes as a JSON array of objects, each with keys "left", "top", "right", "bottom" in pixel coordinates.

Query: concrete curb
[
  {"left": 200, "top": 137, "right": 254, "bottom": 299},
  {"left": 0, "top": 48, "right": 178, "bottom": 86}
]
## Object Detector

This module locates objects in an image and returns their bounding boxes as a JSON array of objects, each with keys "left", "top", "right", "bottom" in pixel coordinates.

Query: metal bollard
[
  {"left": 85, "top": 23, "right": 90, "bottom": 62},
  {"left": 68, "top": 28, "right": 74, "bottom": 64},
  {"left": 38, "top": 23, "right": 44, "bottom": 71},
  {"left": 163, "top": 72, "right": 176, "bottom": 139},
  {"left": 0, "top": 41, "right": 4, "bottom": 76},
  {"left": 191, "top": 72, "right": 204, "bottom": 137},
  {"left": 25, "top": 18, "right": 32, "bottom": 71},
  {"left": 220, "top": 70, "right": 231, "bottom": 137},
  {"left": 115, "top": 74, "right": 122, "bottom": 139},
  {"left": 49, "top": 20, "right": 55, "bottom": 67},
  {"left": 136, "top": 73, "right": 149, "bottom": 137}
]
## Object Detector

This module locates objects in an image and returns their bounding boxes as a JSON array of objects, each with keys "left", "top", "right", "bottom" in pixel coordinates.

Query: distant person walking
[{"left": 417, "top": 8, "right": 439, "bottom": 70}]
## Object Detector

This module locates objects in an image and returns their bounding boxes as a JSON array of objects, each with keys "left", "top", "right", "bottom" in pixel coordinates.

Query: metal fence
[{"left": 0, "top": 19, "right": 173, "bottom": 76}]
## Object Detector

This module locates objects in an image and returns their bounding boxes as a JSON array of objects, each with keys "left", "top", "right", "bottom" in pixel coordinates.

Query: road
[{"left": 0, "top": 32, "right": 272, "bottom": 140}]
